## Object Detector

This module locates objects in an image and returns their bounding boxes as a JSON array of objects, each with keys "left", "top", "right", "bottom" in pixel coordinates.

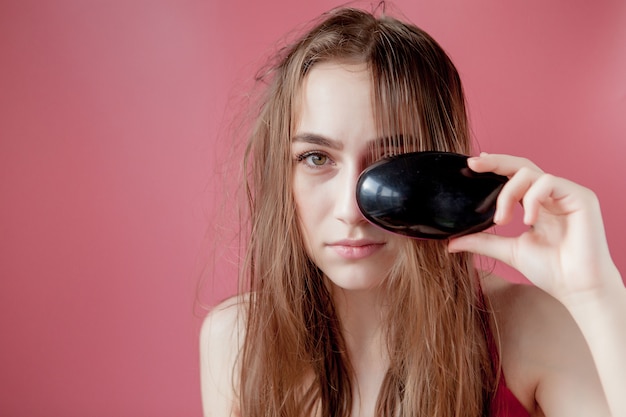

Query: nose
[{"left": 334, "top": 165, "right": 367, "bottom": 226}]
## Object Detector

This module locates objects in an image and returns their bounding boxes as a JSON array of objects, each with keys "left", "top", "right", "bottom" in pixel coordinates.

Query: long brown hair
[{"left": 238, "top": 6, "right": 496, "bottom": 416}]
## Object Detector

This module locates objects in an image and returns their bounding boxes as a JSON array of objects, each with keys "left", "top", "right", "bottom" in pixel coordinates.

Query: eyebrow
[
  {"left": 291, "top": 133, "right": 343, "bottom": 150},
  {"left": 291, "top": 133, "right": 414, "bottom": 153}
]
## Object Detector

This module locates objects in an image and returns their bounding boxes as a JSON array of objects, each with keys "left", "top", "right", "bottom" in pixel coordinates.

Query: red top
[
  {"left": 490, "top": 374, "right": 531, "bottom": 416},
  {"left": 485, "top": 309, "right": 531, "bottom": 417}
]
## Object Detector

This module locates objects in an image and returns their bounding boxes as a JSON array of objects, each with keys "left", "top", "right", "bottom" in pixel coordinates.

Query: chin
[{"left": 323, "top": 266, "right": 387, "bottom": 292}]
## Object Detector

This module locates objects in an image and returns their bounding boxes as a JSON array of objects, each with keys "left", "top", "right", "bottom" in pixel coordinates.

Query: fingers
[
  {"left": 468, "top": 154, "right": 545, "bottom": 226},
  {"left": 468, "top": 153, "right": 542, "bottom": 177},
  {"left": 468, "top": 153, "right": 583, "bottom": 226},
  {"left": 494, "top": 166, "right": 541, "bottom": 225},
  {"left": 519, "top": 173, "right": 561, "bottom": 225},
  {"left": 455, "top": 152, "right": 599, "bottom": 252},
  {"left": 454, "top": 153, "right": 615, "bottom": 295},
  {"left": 448, "top": 232, "right": 516, "bottom": 267}
]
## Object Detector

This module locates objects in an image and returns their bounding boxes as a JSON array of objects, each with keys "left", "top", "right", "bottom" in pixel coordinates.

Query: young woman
[{"left": 200, "top": 7, "right": 625, "bottom": 417}]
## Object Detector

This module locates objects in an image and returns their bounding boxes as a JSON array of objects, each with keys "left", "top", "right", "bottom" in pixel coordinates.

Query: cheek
[
  {"left": 293, "top": 191, "right": 316, "bottom": 260},
  {"left": 293, "top": 172, "right": 311, "bottom": 208},
  {"left": 293, "top": 180, "right": 309, "bottom": 234},
  {"left": 294, "top": 191, "right": 320, "bottom": 230},
  {"left": 293, "top": 178, "right": 329, "bottom": 236}
]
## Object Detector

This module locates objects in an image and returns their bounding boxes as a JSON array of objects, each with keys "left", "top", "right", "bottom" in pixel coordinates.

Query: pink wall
[{"left": 1, "top": 0, "right": 624, "bottom": 415}]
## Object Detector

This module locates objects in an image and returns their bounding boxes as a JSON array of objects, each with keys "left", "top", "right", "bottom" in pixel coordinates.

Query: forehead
[
  {"left": 295, "top": 62, "right": 377, "bottom": 137},
  {"left": 304, "top": 61, "right": 371, "bottom": 85},
  {"left": 299, "top": 62, "right": 372, "bottom": 110}
]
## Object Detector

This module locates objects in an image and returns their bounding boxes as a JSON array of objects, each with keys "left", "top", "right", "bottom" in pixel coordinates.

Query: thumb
[{"left": 448, "top": 232, "right": 515, "bottom": 266}]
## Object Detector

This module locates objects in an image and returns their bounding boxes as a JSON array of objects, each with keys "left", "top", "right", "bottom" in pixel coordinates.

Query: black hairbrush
[{"left": 356, "top": 151, "right": 507, "bottom": 239}]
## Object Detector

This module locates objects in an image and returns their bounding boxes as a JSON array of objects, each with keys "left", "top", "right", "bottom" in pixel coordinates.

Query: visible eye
[{"left": 295, "top": 151, "right": 333, "bottom": 168}]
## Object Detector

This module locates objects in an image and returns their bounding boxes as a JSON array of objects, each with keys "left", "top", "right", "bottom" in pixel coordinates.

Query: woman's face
[{"left": 292, "top": 62, "right": 401, "bottom": 291}]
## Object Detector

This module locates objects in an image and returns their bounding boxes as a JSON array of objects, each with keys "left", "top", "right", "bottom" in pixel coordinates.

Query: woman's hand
[
  {"left": 449, "top": 153, "right": 626, "bottom": 416},
  {"left": 448, "top": 153, "right": 622, "bottom": 304}
]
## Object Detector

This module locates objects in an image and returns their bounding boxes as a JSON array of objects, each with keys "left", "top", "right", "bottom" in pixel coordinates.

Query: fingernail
[{"left": 447, "top": 241, "right": 460, "bottom": 253}]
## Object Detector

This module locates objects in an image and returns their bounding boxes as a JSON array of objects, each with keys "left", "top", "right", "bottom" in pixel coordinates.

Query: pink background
[{"left": 1, "top": 0, "right": 624, "bottom": 415}]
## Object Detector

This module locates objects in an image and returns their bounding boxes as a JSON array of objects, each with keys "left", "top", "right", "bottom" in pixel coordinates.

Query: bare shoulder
[
  {"left": 482, "top": 274, "right": 610, "bottom": 416},
  {"left": 200, "top": 295, "right": 247, "bottom": 417}
]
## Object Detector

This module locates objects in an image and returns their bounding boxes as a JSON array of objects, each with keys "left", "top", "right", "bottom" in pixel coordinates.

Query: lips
[{"left": 327, "top": 239, "right": 385, "bottom": 260}]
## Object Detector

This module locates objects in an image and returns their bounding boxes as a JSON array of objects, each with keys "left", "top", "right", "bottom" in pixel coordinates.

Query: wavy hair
[{"left": 239, "top": 6, "right": 496, "bottom": 416}]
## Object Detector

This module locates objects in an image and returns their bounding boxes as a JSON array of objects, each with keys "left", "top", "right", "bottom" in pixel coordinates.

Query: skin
[{"left": 200, "top": 62, "right": 625, "bottom": 417}]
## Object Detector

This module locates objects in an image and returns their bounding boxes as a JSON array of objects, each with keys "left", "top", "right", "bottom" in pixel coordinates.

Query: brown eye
[
  {"left": 296, "top": 151, "right": 332, "bottom": 168},
  {"left": 309, "top": 154, "right": 327, "bottom": 166}
]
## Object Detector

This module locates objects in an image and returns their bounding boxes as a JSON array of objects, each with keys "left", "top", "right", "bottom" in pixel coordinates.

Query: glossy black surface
[{"left": 356, "top": 151, "right": 508, "bottom": 239}]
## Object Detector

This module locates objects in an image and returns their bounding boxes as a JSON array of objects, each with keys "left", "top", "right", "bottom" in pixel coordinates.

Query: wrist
[
  {"left": 558, "top": 264, "right": 623, "bottom": 305},
  {"left": 560, "top": 273, "right": 625, "bottom": 324}
]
